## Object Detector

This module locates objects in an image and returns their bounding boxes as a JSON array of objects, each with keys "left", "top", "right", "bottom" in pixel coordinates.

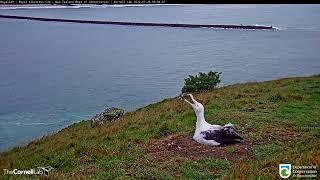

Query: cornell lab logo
[
  {"left": 279, "top": 164, "right": 291, "bottom": 178},
  {"left": 3, "top": 166, "right": 53, "bottom": 176},
  {"left": 38, "top": 166, "right": 54, "bottom": 176}
]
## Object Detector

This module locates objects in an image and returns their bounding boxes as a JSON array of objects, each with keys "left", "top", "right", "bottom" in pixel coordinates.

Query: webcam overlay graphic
[{"left": 279, "top": 164, "right": 291, "bottom": 178}]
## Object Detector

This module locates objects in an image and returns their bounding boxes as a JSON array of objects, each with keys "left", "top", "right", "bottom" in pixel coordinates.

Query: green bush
[{"left": 181, "top": 71, "right": 221, "bottom": 93}]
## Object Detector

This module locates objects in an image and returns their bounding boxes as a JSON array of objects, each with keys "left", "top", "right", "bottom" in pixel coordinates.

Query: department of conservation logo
[{"left": 279, "top": 164, "right": 292, "bottom": 178}]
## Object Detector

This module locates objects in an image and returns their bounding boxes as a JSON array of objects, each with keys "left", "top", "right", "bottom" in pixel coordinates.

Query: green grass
[
  {"left": 1, "top": 75, "right": 320, "bottom": 179},
  {"left": 200, "top": 158, "right": 230, "bottom": 169},
  {"left": 253, "top": 144, "right": 283, "bottom": 159}
]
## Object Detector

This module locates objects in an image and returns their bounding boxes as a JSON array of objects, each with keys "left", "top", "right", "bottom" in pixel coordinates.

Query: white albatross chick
[{"left": 182, "top": 94, "right": 243, "bottom": 146}]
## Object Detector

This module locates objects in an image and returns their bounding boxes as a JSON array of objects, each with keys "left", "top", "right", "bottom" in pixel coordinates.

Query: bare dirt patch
[
  {"left": 75, "top": 166, "right": 101, "bottom": 175},
  {"left": 264, "top": 125, "right": 302, "bottom": 143},
  {"left": 147, "top": 133, "right": 254, "bottom": 163}
]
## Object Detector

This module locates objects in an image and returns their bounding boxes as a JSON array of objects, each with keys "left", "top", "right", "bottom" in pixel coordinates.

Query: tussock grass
[{"left": 1, "top": 76, "right": 320, "bottom": 179}]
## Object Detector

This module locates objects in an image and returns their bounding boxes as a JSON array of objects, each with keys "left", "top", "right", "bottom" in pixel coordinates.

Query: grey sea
[{"left": 0, "top": 4, "right": 320, "bottom": 151}]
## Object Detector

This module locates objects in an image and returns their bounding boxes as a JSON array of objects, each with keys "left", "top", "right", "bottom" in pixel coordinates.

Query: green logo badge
[{"left": 279, "top": 164, "right": 291, "bottom": 178}]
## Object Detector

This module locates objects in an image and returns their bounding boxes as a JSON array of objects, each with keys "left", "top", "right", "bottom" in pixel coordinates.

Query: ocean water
[{"left": 0, "top": 4, "right": 319, "bottom": 151}]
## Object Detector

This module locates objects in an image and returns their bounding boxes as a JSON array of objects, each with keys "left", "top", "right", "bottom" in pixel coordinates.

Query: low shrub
[{"left": 181, "top": 71, "right": 221, "bottom": 93}]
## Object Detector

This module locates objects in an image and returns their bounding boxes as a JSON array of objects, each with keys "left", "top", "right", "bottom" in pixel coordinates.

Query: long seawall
[{"left": 0, "top": 14, "right": 273, "bottom": 30}]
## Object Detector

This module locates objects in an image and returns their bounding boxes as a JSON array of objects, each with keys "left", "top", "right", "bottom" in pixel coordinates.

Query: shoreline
[
  {"left": 1, "top": 75, "right": 319, "bottom": 178},
  {"left": 0, "top": 14, "right": 274, "bottom": 29},
  {"left": 1, "top": 74, "right": 318, "bottom": 153},
  {"left": 0, "top": 75, "right": 313, "bottom": 153}
]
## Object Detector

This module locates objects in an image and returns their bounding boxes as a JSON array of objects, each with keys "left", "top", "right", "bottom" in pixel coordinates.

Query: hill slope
[{"left": 1, "top": 76, "right": 320, "bottom": 179}]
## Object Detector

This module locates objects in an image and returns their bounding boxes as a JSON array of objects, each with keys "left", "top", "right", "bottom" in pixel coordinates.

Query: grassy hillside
[{"left": 1, "top": 76, "right": 320, "bottom": 179}]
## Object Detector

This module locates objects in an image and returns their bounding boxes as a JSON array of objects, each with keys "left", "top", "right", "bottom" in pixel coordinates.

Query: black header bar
[
  {"left": 0, "top": 0, "right": 168, "bottom": 4},
  {"left": 0, "top": 0, "right": 166, "bottom": 5},
  {"left": 0, "top": 0, "right": 318, "bottom": 5}
]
